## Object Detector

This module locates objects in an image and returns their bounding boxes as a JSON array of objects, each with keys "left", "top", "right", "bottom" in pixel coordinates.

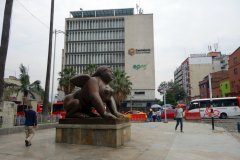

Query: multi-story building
[
  {"left": 174, "top": 52, "right": 230, "bottom": 101},
  {"left": 61, "top": 8, "right": 155, "bottom": 111},
  {"left": 174, "top": 66, "right": 182, "bottom": 87},
  {"left": 198, "top": 70, "right": 229, "bottom": 99},
  {"left": 225, "top": 47, "right": 240, "bottom": 97}
]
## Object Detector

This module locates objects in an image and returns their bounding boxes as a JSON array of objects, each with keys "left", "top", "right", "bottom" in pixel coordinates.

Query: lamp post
[
  {"left": 50, "top": 29, "right": 67, "bottom": 116},
  {"left": 129, "top": 95, "right": 134, "bottom": 111},
  {"left": 158, "top": 86, "right": 168, "bottom": 123}
]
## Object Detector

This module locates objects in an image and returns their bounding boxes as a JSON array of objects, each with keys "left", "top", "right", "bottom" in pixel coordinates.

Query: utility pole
[
  {"left": 163, "top": 87, "right": 168, "bottom": 123},
  {"left": 0, "top": 0, "right": 14, "bottom": 101},
  {"left": 42, "top": 0, "right": 54, "bottom": 118},
  {"left": 209, "top": 74, "right": 214, "bottom": 130}
]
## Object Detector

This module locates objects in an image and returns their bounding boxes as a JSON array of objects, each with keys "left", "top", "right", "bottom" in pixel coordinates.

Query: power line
[
  {"left": 8, "top": 39, "right": 48, "bottom": 48},
  {"left": 16, "top": 0, "right": 49, "bottom": 29}
]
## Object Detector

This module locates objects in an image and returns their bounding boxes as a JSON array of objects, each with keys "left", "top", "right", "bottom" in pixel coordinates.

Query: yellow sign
[{"left": 128, "top": 48, "right": 135, "bottom": 56}]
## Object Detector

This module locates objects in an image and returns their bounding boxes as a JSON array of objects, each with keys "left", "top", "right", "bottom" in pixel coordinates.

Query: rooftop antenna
[
  {"left": 139, "top": 8, "right": 143, "bottom": 14},
  {"left": 136, "top": 4, "right": 139, "bottom": 14},
  {"left": 214, "top": 43, "right": 218, "bottom": 52},
  {"left": 217, "top": 36, "right": 220, "bottom": 52},
  {"left": 208, "top": 45, "right": 212, "bottom": 52}
]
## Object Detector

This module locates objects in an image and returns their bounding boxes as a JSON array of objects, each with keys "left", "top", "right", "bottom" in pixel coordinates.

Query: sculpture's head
[{"left": 92, "top": 66, "right": 113, "bottom": 83}]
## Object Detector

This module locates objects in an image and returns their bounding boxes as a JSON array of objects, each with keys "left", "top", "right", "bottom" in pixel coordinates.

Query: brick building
[
  {"left": 199, "top": 70, "right": 229, "bottom": 99},
  {"left": 225, "top": 47, "right": 240, "bottom": 97}
]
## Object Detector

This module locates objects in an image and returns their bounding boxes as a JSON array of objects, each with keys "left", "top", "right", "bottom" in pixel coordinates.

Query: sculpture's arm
[
  {"left": 106, "top": 97, "right": 126, "bottom": 118},
  {"left": 88, "top": 78, "right": 117, "bottom": 119}
]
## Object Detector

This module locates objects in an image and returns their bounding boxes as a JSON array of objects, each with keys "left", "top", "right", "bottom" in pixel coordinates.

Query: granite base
[{"left": 55, "top": 118, "right": 131, "bottom": 148}]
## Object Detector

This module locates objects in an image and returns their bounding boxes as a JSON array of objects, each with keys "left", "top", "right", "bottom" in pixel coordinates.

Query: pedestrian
[
  {"left": 152, "top": 110, "right": 156, "bottom": 122},
  {"left": 24, "top": 105, "right": 37, "bottom": 147},
  {"left": 148, "top": 109, "right": 153, "bottom": 122},
  {"left": 156, "top": 110, "right": 161, "bottom": 122},
  {"left": 174, "top": 104, "right": 183, "bottom": 132}
]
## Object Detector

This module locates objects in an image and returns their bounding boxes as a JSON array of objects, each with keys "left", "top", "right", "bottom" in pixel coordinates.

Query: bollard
[{"left": 238, "top": 122, "right": 240, "bottom": 133}]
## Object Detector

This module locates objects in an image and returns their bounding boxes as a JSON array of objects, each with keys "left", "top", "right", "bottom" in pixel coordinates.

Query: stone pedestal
[
  {"left": 0, "top": 101, "right": 17, "bottom": 128},
  {"left": 55, "top": 118, "right": 131, "bottom": 148}
]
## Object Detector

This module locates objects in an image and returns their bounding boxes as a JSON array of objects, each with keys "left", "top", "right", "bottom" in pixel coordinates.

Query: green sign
[{"left": 133, "top": 64, "right": 147, "bottom": 70}]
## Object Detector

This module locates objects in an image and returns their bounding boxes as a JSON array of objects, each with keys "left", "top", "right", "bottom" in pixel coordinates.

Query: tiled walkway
[{"left": 0, "top": 122, "right": 240, "bottom": 160}]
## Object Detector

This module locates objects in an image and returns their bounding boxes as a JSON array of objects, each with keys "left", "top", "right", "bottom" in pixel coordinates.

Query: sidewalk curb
[{"left": 0, "top": 123, "right": 57, "bottom": 135}]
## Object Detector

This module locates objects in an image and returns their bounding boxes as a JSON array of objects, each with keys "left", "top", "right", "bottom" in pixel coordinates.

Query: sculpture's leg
[{"left": 65, "top": 99, "right": 89, "bottom": 118}]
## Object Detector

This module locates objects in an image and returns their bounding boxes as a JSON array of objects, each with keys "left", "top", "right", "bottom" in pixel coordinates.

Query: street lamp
[
  {"left": 158, "top": 86, "right": 168, "bottom": 123},
  {"left": 129, "top": 95, "right": 134, "bottom": 111},
  {"left": 50, "top": 29, "right": 67, "bottom": 116}
]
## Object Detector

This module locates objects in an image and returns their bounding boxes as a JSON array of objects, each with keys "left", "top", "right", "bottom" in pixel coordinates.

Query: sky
[{"left": 0, "top": 0, "right": 240, "bottom": 100}]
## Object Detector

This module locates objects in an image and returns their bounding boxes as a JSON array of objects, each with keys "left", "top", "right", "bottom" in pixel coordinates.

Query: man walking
[
  {"left": 174, "top": 104, "right": 183, "bottom": 132},
  {"left": 24, "top": 105, "right": 37, "bottom": 147}
]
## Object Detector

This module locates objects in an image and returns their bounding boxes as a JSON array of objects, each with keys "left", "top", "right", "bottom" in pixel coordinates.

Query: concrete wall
[
  {"left": 0, "top": 101, "right": 17, "bottom": 128},
  {"left": 189, "top": 64, "right": 212, "bottom": 98}
]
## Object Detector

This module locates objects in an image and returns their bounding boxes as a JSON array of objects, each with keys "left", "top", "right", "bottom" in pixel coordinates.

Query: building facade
[
  {"left": 61, "top": 8, "right": 155, "bottom": 111},
  {"left": 174, "top": 66, "right": 182, "bottom": 87},
  {"left": 225, "top": 47, "right": 240, "bottom": 97}
]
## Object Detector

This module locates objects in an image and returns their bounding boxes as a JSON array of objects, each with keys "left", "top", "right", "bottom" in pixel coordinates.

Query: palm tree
[
  {"left": 3, "top": 64, "right": 44, "bottom": 114},
  {"left": 0, "top": 0, "right": 14, "bottom": 101},
  {"left": 109, "top": 69, "right": 133, "bottom": 112},
  {"left": 58, "top": 67, "right": 77, "bottom": 95},
  {"left": 83, "top": 64, "right": 98, "bottom": 76}
]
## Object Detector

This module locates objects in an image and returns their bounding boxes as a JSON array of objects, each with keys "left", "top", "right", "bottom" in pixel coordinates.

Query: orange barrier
[
  {"left": 185, "top": 112, "right": 201, "bottom": 120},
  {"left": 131, "top": 114, "right": 146, "bottom": 121}
]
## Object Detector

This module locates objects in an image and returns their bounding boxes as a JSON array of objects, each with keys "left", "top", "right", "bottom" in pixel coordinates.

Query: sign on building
[{"left": 190, "top": 54, "right": 206, "bottom": 57}]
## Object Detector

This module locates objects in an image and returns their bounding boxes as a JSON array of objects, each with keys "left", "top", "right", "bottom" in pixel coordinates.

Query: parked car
[
  {"left": 161, "top": 109, "right": 176, "bottom": 119},
  {"left": 124, "top": 110, "right": 147, "bottom": 120}
]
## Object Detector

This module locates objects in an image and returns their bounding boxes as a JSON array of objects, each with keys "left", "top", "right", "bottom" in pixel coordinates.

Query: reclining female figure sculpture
[{"left": 63, "top": 66, "right": 125, "bottom": 119}]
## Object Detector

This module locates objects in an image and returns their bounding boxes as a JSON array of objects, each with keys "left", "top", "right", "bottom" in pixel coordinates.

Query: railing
[{"left": 0, "top": 115, "right": 61, "bottom": 127}]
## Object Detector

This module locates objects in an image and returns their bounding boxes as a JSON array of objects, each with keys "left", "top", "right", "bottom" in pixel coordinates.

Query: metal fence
[
  {"left": 0, "top": 116, "right": 2, "bottom": 126},
  {"left": 0, "top": 115, "right": 61, "bottom": 127}
]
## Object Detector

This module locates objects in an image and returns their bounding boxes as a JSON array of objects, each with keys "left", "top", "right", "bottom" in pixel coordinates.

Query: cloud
[{"left": 1, "top": 0, "right": 240, "bottom": 101}]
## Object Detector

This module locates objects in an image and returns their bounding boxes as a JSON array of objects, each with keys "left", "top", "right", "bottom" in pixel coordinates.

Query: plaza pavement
[{"left": 0, "top": 121, "right": 240, "bottom": 160}]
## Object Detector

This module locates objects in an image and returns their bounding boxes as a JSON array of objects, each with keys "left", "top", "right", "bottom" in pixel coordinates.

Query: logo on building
[
  {"left": 128, "top": 48, "right": 151, "bottom": 56},
  {"left": 128, "top": 48, "right": 135, "bottom": 56},
  {"left": 133, "top": 64, "right": 147, "bottom": 70}
]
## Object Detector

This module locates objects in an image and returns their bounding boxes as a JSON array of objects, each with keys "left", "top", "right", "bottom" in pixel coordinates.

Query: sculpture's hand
[
  {"left": 102, "top": 112, "right": 117, "bottom": 119},
  {"left": 113, "top": 112, "right": 126, "bottom": 118}
]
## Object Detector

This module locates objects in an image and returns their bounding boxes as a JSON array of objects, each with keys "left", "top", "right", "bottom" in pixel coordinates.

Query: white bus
[{"left": 188, "top": 97, "right": 240, "bottom": 119}]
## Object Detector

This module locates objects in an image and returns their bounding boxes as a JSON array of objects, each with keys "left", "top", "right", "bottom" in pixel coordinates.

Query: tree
[
  {"left": 0, "top": 0, "right": 14, "bottom": 101},
  {"left": 109, "top": 69, "right": 132, "bottom": 112},
  {"left": 158, "top": 80, "right": 186, "bottom": 102},
  {"left": 3, "top": 64, "right": 44, "bottom": 114},
  {"left": 58, "top": 67, "right": 77, "bottom": 95},
  {"left": 165, "top": 91, "right": 177, "bottom": 106},
  {"left": 83, "top": 64, "right": 98, "bottom": 76}
]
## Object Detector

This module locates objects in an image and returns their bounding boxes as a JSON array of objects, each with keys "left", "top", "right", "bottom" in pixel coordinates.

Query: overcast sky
[{"left": 1, "top": 0, "right": 240, "bottom": 100}]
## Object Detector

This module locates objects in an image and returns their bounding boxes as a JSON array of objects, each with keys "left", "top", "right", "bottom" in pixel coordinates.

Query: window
[
  {"left": 234, "top": 57, "right": 237, "bottom": 63},
  {"left": 200, "top": 101, "right": 210, "bottom": 108},
  {"left": 225, "top": 84, "right": 228, "bottom": 89},
  {"left": 234, "top": 68, "right": 238, "bottom": 74},
  {"left": 170, "top": 110, "right": 175, "bottom": 113},
  {"left": 134, "top": 92, "right": 145, "bottom": 95},
  {"left": 225, "top": 99, "right": 239, "bottom": 106}
]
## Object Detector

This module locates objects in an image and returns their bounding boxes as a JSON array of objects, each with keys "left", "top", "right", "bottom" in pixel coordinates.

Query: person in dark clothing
[{"left": 24, "top": 105, "right": 37, "bottom": 147}]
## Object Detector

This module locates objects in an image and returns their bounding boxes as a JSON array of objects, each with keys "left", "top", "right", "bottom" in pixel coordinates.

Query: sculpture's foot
[
  {"left": 65, "top": 112, "right": 89, "bottom": 118},
  {"left": 113, "top": 112, "right": 126, "bottom": 118},
  {"left": 87, "top": 112, "right": 101, "bottom": 117}
]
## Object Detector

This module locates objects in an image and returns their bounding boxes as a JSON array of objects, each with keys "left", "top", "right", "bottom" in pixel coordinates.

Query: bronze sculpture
[{"left": 63, "top": 66, "right": 125, "bottom": 119}]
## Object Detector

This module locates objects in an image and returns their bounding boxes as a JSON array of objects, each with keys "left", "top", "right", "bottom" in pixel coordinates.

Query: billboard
[
  {"left": 208, "top": 52, "right": 219, "bottom": 57},
  {"left": 190, "top": 54, "right": 206, "bottom": 57}
]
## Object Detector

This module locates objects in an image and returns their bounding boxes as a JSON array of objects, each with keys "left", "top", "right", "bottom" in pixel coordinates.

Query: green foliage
[
  {"left": 83, "top": 64, "right": 98, "bottom": 76},
  {"left": 58, "top": 67, "right": 77, "bottom": 95},
  {"left": 3, "top": 64, "right": 44, "bottom": 101},
  {"left": 158, "top": 80, "right": 186, "bottom": 102},
  {"left": 109, "top": 69, "right": 132, "bottom": 111},
  {"left": 165, "top": 91, "right": 177, "bottom": 106}
]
